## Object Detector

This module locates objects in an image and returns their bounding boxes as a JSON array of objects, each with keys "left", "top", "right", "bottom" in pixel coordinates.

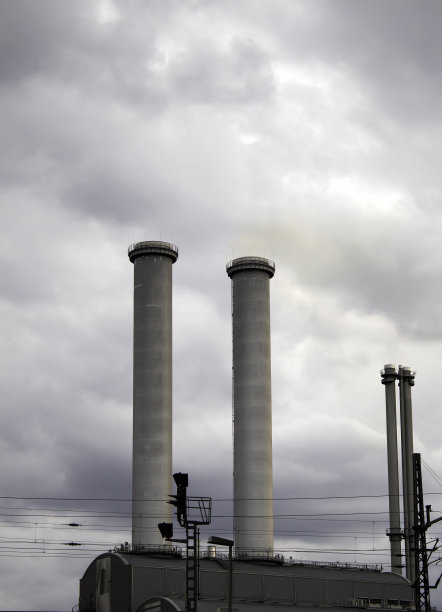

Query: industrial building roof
[{"left": 108, "top": 553, "right": 408, "bottom": 585}]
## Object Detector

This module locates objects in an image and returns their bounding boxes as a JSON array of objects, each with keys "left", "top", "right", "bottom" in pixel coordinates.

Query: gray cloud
[
  {"left": 167, "top": 35, "right": 275, "bottom": 106},
  {"left": 1, "top": 1, "right": 442, "bottom": 609},
  {"left": 0, "top": 1, "right": 86, "bottom": 84}
]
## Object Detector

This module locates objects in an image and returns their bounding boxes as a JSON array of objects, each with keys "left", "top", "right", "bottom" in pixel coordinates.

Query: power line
[
  {"left": 0, "top": 492, "right": 440, "bottom": 502},
  {"left": 421, "top": 459, "right": 442, "bottom": 489}
]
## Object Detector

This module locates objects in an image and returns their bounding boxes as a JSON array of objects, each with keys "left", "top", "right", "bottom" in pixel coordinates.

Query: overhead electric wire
[
  {"left": 0, "top": 492, "right": 439, "bottom": 566},
  {"left": 0, "top": 532, "right": 398, "bottom": 544},
  {"left": 421, "top": 459, "right": 442, "bottom": 489},
  {"left": 0, "top": 507, "right": 408, "bottom": 520},
  {"left": 0, "top": 492, "right": 441, "bottom": 503},
  {"left": 0, "top": 505, "right": 132, "bottom": 515},
  {"left": 9, "top": 519, "right": 434, "bottom": 538}
]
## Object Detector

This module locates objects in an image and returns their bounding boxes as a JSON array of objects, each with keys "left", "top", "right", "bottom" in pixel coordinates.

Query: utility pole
[{"left": 412, "top": 453, "right": 442, "bottom": 612}]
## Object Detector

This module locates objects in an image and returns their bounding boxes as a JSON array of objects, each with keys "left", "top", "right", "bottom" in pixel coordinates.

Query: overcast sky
[{"left": 1, "top": 1, "right": 442, "bottom": 609}]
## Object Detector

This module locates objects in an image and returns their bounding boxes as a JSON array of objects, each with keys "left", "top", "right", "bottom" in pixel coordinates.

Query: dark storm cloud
[
  {"left": 0, "top": 0, "right": 274, "bottom": 113},
  {"left": 167, "top": 35, "right": 275, "bottom": 106},
  {"left": 0, "top": 0, "right": 163, "bottom": 105},
  {"left": 63, "top": 164, "right": 170, "bottom": 225},
  {"left": 0, "top": 355, "right": 131, "bottom": 497},
  {"left": 224, "top": 0, "right": 442, "bottom": 126},
  {"left": 311, "top": 0, "right": 442, "bottom": 126},
  {"left": 0, "top": 1, "right": 86, "bottom": 84},
  {"left": 273, "top": 415, "right": 387, "bottom": 498},
  {"left": 62, "top": 441, "right": 131, "bottom": 500}
]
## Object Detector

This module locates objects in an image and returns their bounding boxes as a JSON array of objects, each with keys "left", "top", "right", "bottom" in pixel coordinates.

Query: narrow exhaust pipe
[
  {"left": 399, "top": 366, "right": 416, "bottom": 582},
  {"left": 381, "top": 364, "right": 402, "bottom": 574}
]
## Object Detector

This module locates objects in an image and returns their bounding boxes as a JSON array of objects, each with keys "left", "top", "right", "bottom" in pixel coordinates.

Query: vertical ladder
[{"left": 186, "top": 523, "right": 198, "bottom": 612}]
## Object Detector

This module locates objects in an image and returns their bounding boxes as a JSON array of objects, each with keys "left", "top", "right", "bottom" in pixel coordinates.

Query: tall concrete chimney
[
  {"left": 226, "top": 256, "right": 275, "bottom": 556},
  {"left": 381, "top": 364, "right": 402, "bottom": 574},
  {"left": 128, "top": 241, "right": 178, "bottom": 548}
]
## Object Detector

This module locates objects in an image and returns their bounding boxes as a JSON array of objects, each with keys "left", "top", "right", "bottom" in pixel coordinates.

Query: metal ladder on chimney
[{"left": 186, "top": 523, "right": 199, "bottom": 612}]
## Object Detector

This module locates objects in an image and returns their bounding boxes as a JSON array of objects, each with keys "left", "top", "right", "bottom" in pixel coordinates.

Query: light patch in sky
[
  {"left": 238, "top": 132, "right": 261, "bottom": 145},
  {"left": 148, "top": 49, "right": 170, "bottom": 72},
  {"left": 326, "top": 175, "right": 408, "bottom": 216},
  {"left": 273, "top": 59, "right": 363, "bottom": 110},
  {"left": 273, "top": 61, "right": 330, "bottom": 90},
  {"left": 96, "top": 0, "right": 120, "bottom": 25}
]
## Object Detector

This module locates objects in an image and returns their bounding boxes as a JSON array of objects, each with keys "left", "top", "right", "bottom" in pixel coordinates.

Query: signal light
[
  {"left": 168, "top": 472, "right": 188, "bottom": 526},
  {"left": 173, "top": 472, "right": 188, "bottom": 488},
  {"left": 168, "top": 489, "right": 186, "bottom": 524},
  {"left": 158, "top": 522, "right": 174, "bottom": 540}
]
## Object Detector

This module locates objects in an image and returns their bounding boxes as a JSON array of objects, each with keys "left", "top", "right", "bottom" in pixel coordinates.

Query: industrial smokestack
[
  {"left": 226, "top": 256, "right": 275, "bottom": 557},
  {"left": 399, "top": 365, "right": 416, "bottom": 582},
  {"left": 128, "top": 241, "right": 178, "bottom": 548},
  {"left": 381, "top": 364, "right": 402, "bottom": 574}
]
